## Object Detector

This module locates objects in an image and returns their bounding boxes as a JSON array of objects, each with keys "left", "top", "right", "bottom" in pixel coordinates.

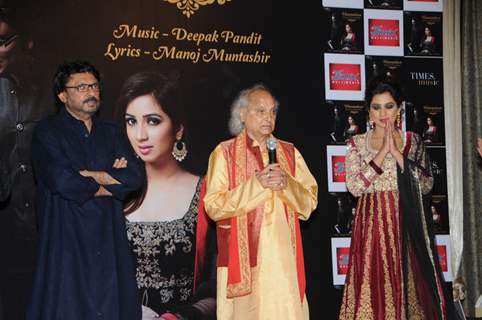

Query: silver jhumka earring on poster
[{"left": 172, "top": 140, "right": 188, "bottom": 162}]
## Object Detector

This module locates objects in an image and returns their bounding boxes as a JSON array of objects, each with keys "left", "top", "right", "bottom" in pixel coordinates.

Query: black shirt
[
  {"left": 0, "top": 76, "right": 55, "bottom": 272},
  {"left": 27, "top": 107, "right": 143, "bottom": 319}
]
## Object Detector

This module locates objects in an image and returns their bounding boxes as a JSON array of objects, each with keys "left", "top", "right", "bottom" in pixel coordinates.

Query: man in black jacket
[{"left": 0, "top": 2, "right": 55, "bottom": 319}]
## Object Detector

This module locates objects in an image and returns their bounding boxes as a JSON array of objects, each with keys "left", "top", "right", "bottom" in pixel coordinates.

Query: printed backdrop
[
  {"left": 1, "top": 0, "right": 447, "bottom": 318},
  {"left": 321, "top": 0, "right": 449, "bottom": 294}
]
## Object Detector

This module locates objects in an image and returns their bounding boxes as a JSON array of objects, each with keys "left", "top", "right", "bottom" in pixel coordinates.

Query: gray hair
[{"left": 228, "top": 83, "right": 279, "bottom": 136}]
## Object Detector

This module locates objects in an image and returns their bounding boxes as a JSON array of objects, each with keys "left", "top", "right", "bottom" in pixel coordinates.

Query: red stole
[
  {"left": 193, "top": 179, "right": 209, "bottom": 293},
  {"left": 216, "top": 131, "right": 306, "bottom": 301}
]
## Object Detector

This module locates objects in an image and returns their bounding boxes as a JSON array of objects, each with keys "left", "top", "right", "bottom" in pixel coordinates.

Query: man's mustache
[{"left": 83, "top": 97, "right": 99, "bottom": 104}]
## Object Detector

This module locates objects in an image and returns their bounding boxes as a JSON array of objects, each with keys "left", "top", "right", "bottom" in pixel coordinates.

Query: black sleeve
[
  {"left": 32, "top": 123, "right": 99, "bottom": 205},
  {"left": 103, "top": 126, "right": 144, "bottom": 200}
]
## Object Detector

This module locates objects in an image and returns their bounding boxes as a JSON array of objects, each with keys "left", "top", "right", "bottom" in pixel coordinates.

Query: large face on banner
[
  {"left": 0, "top": 19, "right": 26, "bottom": 75},
  {"left": 125, "top": 94, "right": 180, "bottom": 163}
]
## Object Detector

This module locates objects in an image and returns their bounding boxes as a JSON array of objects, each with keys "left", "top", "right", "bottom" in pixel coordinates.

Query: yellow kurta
[{"left": 204, "top": 139, "right": 318, "bottom": 320}]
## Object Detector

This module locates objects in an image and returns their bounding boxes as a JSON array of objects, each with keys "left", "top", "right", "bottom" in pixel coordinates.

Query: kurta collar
[
  {"left": 243, "top": 129, "right": 274, "bottom": 149},
  {"left": 59, "top": 106, "right": 97, "bottom": 135}
]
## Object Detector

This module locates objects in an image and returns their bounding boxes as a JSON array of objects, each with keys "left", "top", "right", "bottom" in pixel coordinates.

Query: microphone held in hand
[{"left": 266, "top": 137, "right": 277, "bottom": 164}]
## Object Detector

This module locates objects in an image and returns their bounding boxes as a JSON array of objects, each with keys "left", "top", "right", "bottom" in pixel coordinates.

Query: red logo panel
[
  {"left": 369, "top": 19, "right": 400, "bottom": 47},
  {"left": 332, "top": 155, "right": 346, "bottom": 183},
  {"left": 336, "top": 247, "right": 350, "bottom": 275},
  {"left": 436, "top": 245, "right": 448, "bottom": 272},
  {"left": 329, "top": 64, "right": 361, "bottom": 91}
]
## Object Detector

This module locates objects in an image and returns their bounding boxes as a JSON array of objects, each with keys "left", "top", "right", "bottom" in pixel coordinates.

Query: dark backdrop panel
[{"left": 4, "top": 0, "right": 337, "bottom": 318}]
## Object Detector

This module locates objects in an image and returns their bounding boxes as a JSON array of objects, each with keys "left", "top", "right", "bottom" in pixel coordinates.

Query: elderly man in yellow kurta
[{"left": 204, "top": 84, "right": 318, "bottom": 320}]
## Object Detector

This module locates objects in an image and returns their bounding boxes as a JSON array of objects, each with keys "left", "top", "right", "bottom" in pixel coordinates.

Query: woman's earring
[
  {"left": 396, "top": 112, "right": 401, "bottom": 128},
  {"left": 172, "top": 140, "right": 188, "bottom": 162}
]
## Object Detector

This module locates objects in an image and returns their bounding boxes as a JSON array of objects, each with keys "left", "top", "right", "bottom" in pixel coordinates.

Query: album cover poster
[
  {"left": 322, "top": 0, "right": 364, "bottom": 9},
  {"left": 364, "top": 9, "right": 404, "bottom": 56},
  {"left": 326, "top": 145, "right": 348, "bottom": 192},
  {"left": 420, "top": 106, "right": 444, "bottom": 145},
  {"left": 427, "top": 147, "right": 447, "bottom": 196},
  {"left": 327, "top": 101, "right": 366, "bottom": 144},
  {"left": 331, "top": 193, "right": 357, "bottom": 235},
  {"left": 365, "top": 55, "right": 404, "bottom": 83},
  {"left": 404, "top": 11, "right": 442, "bottom": 57},
  {"left": 324, "top": 53, "right": 366, "bottom": 101},
  {"left": 323, "top": 8, "right": 364, "bottom": 54},
  {"left": 402, "top": 58, "right": 444, "bottom": 144},
  {"left": 403, "top": 0, "right": 442, "bottom": 12},
  {"left": 328, "top": 101, "right": 348, "bottom": 144},
  {"left": 405, "top": 101, "right": 427, "bottom": 137},
  {"left": 429, "top": 195, "right": 449, "bottom": 234},
  {"left": 342, "top": 101, "right": 367, "bottom": 138},
  {"left": 402, "top": 57, "right": 443, "bottom": 107},
  {"left": 364, "top": 0, "right": 403, "bottom": 10}
]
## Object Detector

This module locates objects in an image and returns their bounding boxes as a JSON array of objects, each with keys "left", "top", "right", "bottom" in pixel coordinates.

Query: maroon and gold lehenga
[{"left": 339, "top": 131, "right": 448, "bottom": 320}]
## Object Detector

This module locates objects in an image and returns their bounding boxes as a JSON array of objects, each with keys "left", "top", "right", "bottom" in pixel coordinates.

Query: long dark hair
[
  {"left": 116, "top": 71, "right": 187, "bottom": 214},
  {"left": 364, "top": 76, "right": 403, "bottom": 126},
  {"left": 364, "top": 75, "right": 403, "bottom": 110}
]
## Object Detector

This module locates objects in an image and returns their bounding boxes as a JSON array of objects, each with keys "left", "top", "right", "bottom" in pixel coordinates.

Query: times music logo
[
  {"left": 368, "top": 19, "right": 400, "bottom": 47},
  {"left": 410, "top": 72, "right": 440, "bottom": 86},
  {"left": 329, "top": 64, "right": 361, "bottom": 91},
  {"left": 331, "top": 155, "right": 346, "bottom": 182}
]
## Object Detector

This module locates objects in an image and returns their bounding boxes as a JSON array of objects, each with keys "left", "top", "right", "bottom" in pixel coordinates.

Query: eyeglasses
[
  {"left": 65, "top": 82, "right": 100, "bottom": 93},
  {"left": 0, "top": 34, "right": 19, "bottom": 48}
]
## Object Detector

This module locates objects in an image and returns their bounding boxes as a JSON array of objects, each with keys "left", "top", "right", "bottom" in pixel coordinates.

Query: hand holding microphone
[
  {"left": 255, "top": 138, "right": 287, "bottom": 190},
  {"left": 267, "top": 137, "right": 277, "bottom": 164}
]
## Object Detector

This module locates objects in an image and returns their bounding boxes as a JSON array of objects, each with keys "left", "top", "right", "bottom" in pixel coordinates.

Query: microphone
[{"left": 266, "top": 137, "right": 277, "bottom": 164}]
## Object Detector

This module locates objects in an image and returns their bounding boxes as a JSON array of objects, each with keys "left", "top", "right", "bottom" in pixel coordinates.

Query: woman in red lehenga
[{"left": 339, "top": 77, "right": 451, "bottom": 320}]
